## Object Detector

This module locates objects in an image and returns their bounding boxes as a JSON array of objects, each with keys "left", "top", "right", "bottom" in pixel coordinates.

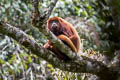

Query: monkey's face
[
  {"left": 49, "top": 20, "right": 61, "bottom": 35},
  {"left": 51, "top": 21, "right": 58, "bottom": 31}
]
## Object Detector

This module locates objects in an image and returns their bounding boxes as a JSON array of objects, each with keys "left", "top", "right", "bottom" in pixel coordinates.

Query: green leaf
[
  {"left": 28, "top": 4, "right": 33, "bottom": 10},
  {"left": 24, "top": 64, "right": 28, "bottom": 70},
  {"left": 28, "top": 56, "right": 32, "bottom": 63},
  {"left": 8, "top": 54, "right": 16, "bottom": 64},
  {"left": 0, "top": 59, "right": 5, "bottom": 64},
  {"left": 88, "top": 5, "right": 92, "bottom": 10}
]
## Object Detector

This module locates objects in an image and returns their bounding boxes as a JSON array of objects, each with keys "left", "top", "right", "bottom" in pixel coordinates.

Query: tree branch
[
  {"left": 0, "top": 22, "right": 117, "bottom": 80},
  {"left": 109, "top": 50, "right": 120, "bottom": 73}
]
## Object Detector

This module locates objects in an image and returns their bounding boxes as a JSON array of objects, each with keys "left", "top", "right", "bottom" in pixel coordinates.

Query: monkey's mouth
[
  {"left": 52, "top": 26, "right": 58, "bottom": 33},
  {"left": 52, "top": 25, "right": 57, "bottom": 30},
  {"left": 52, "top": 29, "right": 59, "bottom": 36}
]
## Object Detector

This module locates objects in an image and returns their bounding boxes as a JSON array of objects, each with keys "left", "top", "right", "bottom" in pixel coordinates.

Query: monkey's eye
[
  {"left": 50, "top": 20, "right": 59, "bottom": 24},
  {"left": 53, "top": 20, "right": 59, "bottom": 23},
  {"left": 49, "top": 20, "right": 58, "bottom": 24}
]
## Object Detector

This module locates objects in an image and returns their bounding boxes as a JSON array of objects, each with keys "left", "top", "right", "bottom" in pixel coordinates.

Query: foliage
[
  {"left": 0, "top": 0, "right": 32, "bottom": 24},
  {"left": 0, "top": 0, "right": 117, "bottom": 80}
]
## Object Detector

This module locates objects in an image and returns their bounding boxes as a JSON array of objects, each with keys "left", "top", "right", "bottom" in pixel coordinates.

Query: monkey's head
[
  {"left": 50, "top": 20, "right": 59, "bottom": 31},
  {"left": 48, "top": 17, "right": 63, "bottom": 36}
]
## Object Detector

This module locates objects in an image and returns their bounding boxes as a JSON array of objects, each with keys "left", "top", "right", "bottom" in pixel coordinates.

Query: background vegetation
[{"left": 0, "top": 0, "right": 119, "bottom": 80}]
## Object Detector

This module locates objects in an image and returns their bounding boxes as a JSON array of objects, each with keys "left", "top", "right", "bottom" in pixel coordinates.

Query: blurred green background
[{"left": 0, "top": 0, "right": 119, "bottom": 80}]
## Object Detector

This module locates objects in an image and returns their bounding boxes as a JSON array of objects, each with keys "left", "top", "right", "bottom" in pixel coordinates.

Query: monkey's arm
[
  {"left": 58, "top": 35, "right": 77, "bottom": 53},
  {"left": 69, "top": 35, "right": 80, "bottom": 52}
]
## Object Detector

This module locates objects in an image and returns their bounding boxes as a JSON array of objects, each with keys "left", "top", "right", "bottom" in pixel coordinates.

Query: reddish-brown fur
[{"left": 44, "top": 17, "right": 80, "bottom": 60}]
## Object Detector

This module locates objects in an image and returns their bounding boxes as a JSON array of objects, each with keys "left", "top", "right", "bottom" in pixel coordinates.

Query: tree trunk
[{"left": 108, "top": 0, "right": 120, "bottom": 47}]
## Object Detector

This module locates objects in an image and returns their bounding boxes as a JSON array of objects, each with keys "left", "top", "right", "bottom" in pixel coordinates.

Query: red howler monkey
[{"left": 44, "top": 17, "right": 80, "bottom": 60}]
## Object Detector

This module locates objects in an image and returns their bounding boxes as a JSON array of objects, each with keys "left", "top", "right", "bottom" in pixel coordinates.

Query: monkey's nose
[{"left": 52, "top": 23, "right": 57, "bottom": 29}]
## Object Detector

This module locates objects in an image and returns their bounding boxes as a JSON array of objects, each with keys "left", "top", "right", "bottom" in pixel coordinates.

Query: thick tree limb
[
  {"left": 109, "top": 50, "right": 120, "bottom": 73},
  {"left": 0, "top": 22, "right": 118, "bottom": 79},
  {"left": 0, "top": 22, "right": 107, "bottom": 73}
]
